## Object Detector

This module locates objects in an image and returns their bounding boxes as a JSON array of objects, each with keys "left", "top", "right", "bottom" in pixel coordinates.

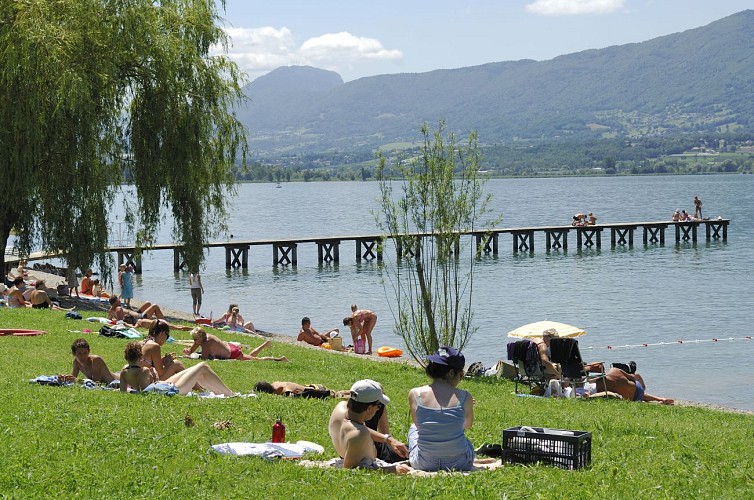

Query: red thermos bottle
[{"left": 272, "top": 417, "right": 285, "bottom": 443}]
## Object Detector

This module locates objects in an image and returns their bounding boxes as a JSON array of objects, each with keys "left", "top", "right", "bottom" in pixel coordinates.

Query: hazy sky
[{"left": 215, "top": 0, "right": 753, "bottom": 82}]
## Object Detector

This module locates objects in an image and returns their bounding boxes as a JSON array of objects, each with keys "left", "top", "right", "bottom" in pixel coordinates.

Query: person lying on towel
[{"left": 69, "top": 338, "right": 119, "bottom": 384}]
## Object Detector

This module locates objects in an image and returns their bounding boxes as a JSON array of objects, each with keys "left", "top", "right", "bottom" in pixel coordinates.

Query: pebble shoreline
[{"left": 21, "top": 269, "right": 754, "bottom": 416}]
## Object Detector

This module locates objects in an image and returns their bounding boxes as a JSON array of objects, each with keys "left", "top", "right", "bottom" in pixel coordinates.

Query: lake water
[{"left": 120, "top": 175, "right": 753, "bottom": 411}]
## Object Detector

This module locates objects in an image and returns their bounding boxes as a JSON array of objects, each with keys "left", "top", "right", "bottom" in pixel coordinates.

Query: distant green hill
[{"left": 238, "top": 10, "right": 754, "bottom": 156}]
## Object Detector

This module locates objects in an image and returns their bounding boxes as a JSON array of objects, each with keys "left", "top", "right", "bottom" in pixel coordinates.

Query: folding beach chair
[
  {"left": 507, "top": 340, "right": 548, "bottom": 394},
  {"left": 548, "top": 338, "right": 607, "bottom": 392}
]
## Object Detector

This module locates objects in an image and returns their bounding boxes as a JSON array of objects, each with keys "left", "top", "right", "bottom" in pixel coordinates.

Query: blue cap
[{"left": 427, "top": 346, "right": 465, "bottom": 371}]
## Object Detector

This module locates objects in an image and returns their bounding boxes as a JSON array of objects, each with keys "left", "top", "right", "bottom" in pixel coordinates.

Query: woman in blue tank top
[{"left": 408, "top": 346, "right": 474, "bottom": 471}]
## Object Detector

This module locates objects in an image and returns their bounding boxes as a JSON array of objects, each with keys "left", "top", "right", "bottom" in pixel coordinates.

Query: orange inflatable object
[
  {"left": 321, "top": 342, "right": 332, "bottom": 350},
  {"left": 377, "top": 346, "right": 402, "bottom": 357}
]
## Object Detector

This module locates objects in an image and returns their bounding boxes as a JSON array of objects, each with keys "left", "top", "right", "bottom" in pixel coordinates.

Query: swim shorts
[
  {"left": 633, "top": 380, "right": 645, "bottom": 401},
  {"left": 228, "top": 343, "right": 243, "bottom": 359},
  {"left": 32, "top": 302, "right": 50, "bottom": 309}
]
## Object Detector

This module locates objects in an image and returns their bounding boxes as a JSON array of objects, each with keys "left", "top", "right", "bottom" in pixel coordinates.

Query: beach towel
[
  {"left": 29, "top": 375, "right": 97, "bottom": 389},
  {"left": 298, "top": 457, "right": 503, "bottom": 476},
  {"left": 211, "top": 441, "right": 324, "bottom": 460}
]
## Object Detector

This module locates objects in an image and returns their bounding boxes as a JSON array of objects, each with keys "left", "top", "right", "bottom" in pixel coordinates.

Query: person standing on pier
[
  {"left": 188, "top": 270, "right": 204, "bottom": 317},
  {"left": 694, "top": 196, "right": 703, "bottom": 219}
]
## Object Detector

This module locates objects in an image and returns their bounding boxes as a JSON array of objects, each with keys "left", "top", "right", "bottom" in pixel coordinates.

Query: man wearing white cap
[{"left": 328, "top": 379, "right": 411, "bottom": 473}]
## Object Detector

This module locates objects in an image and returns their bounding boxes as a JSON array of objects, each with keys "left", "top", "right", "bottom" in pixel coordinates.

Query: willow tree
[
  {"left": 0, "top": 0, "right": 247, "bottom": 277},
  {"left": 375, "top": 122, "right": 498, "bottom": 363}
]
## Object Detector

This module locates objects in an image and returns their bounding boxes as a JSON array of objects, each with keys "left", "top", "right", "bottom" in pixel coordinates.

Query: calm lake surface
[{"left": 123, "top": 175, "right": 753, "bottom": 411}]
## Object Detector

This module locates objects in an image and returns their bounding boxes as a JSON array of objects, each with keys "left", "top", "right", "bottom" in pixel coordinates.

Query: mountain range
[{"left": 237, "top": 10, "right": 754, "bottom": 157}]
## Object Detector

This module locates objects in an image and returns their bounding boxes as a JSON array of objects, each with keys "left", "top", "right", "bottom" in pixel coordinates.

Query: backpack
[
  {"left": 354, "top": 335, "right": 366, "bottom": 354},
  {"left": 65, "top": 311, "right": 82, "bottom": 320},
  {"left": 99, "top": 324, "right": 130, "bottom": 338}
]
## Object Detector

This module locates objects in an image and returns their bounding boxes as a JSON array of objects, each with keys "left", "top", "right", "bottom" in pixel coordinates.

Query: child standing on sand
[{"left": 118, "top": 264, "right": 134, "bottom": 308}]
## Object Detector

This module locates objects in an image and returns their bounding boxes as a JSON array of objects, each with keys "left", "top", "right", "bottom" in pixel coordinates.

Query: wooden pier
[{"left": 4, "top": 219, "right": 730, "bottom": 274}]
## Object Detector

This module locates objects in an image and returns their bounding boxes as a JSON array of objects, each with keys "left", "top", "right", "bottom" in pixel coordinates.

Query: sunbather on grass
[
  {"left": 120, "top": 342, "right": 233, "bottom": 396},
  {"left": 108, "top": 295, "right": 164, "bottom": 322},
  {"left": 70, "top": 338, "right": 119, "bottom": 383},
  {"left": 141, "top": 320, "right": 185, "bottom": 380},
  {"left": 602, "top": 367, "right": 674, "bottom": 404},
  {"left": 183, "top": 327, "right": 288, "bottom": 361}
]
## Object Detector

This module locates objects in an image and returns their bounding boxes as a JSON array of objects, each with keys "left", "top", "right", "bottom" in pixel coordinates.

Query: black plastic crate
[{"left": 502, "top": 426, "right": 591, "bottom": 470}]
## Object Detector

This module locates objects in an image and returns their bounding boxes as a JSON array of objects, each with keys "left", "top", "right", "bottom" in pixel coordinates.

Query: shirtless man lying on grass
[
  {"left": 69, "top": 338, "right": 119, "bottom": 383},
  {"left": 182, "top": 327, "right": 288, "bottom": 362},
  {"left": 588, "top": 366, "right": 674, "bottom": 404},
  {"left": 328, "top": 379, "right": 412, "bottom": 474}
]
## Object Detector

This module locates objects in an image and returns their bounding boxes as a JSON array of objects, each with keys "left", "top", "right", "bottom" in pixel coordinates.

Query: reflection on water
[{"left": 121, "top": 175, "right": 753, "bottom": 410}]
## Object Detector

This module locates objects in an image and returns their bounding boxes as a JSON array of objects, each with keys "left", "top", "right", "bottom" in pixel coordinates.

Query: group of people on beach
[
  {"left": 530, "top": 328, "right": 673, "bottom": 404},
  {"left": 296, "top": 305, "right": 378, "bottom": 355}
]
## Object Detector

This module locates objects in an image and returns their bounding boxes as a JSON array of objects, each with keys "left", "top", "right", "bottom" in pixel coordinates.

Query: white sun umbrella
[{"left": 507, "top": 320, "right": 586, "bottom": 339}]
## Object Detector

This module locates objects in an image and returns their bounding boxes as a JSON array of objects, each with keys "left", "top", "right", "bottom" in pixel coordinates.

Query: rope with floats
[{"left": 581, "top": 336, "right": 753, "bottom": 350}]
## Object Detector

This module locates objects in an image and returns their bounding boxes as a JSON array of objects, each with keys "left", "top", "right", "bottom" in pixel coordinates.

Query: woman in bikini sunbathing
[
  {"left": 140, "top": 320, "right": 186, "bottom": 380},
  {"left": 120, "top": 342, "right": 234, "bottom": 396}
]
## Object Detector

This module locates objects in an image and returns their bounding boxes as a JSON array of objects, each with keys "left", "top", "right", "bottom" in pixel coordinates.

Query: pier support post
[
  {"left": 512, "top": 230, "right": 534, "bottom": 254},
  {"left": 610, "top": 226, "right": 635, "bottom": 248},
  {"left": 545, "top": 229, "right": 569, "bottom": 251},
  {"left": 675, "top": 222, "right": 697, "bottom": 243},
  {"left": 576, "top": 227, "right": 602, "bottom": 249},
  {"left": 705, "top": 220, "right": 728, "bottom": 241},
  {"left": 272, "top": 243, "right": 297, "bottom": 266},
  {"left": 475, "top": 232, "right": 499, "bottom": 255},
  {"left": 642, "top": 224, "right": 667, "bottom": 245},
  {"left": 316, "top": 239, "right": 340, "bottom": 264},
  {"left": 173, "top": 248, "right": 186, "bottom": 271},
  {"left": 117, "top": 250, "right": 142, "bottom": 274},
  {"left": 225, "top": 245, "right": 250, "bottom": 269},
  {"left": 356, "top": 238, "right": 383, "bottom": 262}
]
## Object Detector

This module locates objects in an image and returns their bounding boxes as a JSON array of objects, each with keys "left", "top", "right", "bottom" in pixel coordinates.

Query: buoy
[
  {"left": 377, "top": 346, "right": 402, "bottom": 358},
  {"left": 0, "top": 329, "right": 47, "bottom": 337}
]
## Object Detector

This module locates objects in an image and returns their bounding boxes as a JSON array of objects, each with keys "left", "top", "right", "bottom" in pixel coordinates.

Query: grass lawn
[{"left": 1, "top": 308, "right": 752, "bottom": 498}]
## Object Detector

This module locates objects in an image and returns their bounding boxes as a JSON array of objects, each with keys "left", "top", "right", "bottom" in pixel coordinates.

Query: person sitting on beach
[
  {"left": 140, "top": 320, "right": 185, "bottom": 380},
  {"left": 328, "top": 379, "right": 412, "bottom": 474},
  {"left": 183, "top": 327, "right": 288, "bottom": 362},
  {"left": 6, "top": 277, "right": 30, "bottom": 308},
  {"left": 597, "top": 366, "right": 674, "bottom": 404},
  {"left": 253, "top": 381, "right": 348, "bottom": 398},
  {"left": 587, "top": 213, "right": 597, "bottom": 225},
  {"left": 70, "top": 338, "right": 119, "bottom": 383},
  {"left": 344, "top": 305, "right": 377, "bottom": 355},
  {"left": 91, "top": 279, "right": 109, "bottom": 298},
  {"left": 671, "top": 210, "right": 681, "bottom": 222},
  {"left": 29, "top": 280, "right": 75, "bottom": 311},
  {"left": 408, "top": 346, "right": 475, "bottom": 472},
  {"left": 108, "top": 295, "right": 164, "bottom": 322},
  {"left": 533, "top": 329, "right": 561, "bottom": 381},
  {"left": 80, "top": 268, "right": 95, "bottom": 295},
  {"left": 214, "top": 304, "right": 256, "bottom": 333},
  {"left": 119, "top": 342, "right": 234, "bottom": 396},
  {"left": 297, "top": 316, "right": 338, "bottom": 346}
]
